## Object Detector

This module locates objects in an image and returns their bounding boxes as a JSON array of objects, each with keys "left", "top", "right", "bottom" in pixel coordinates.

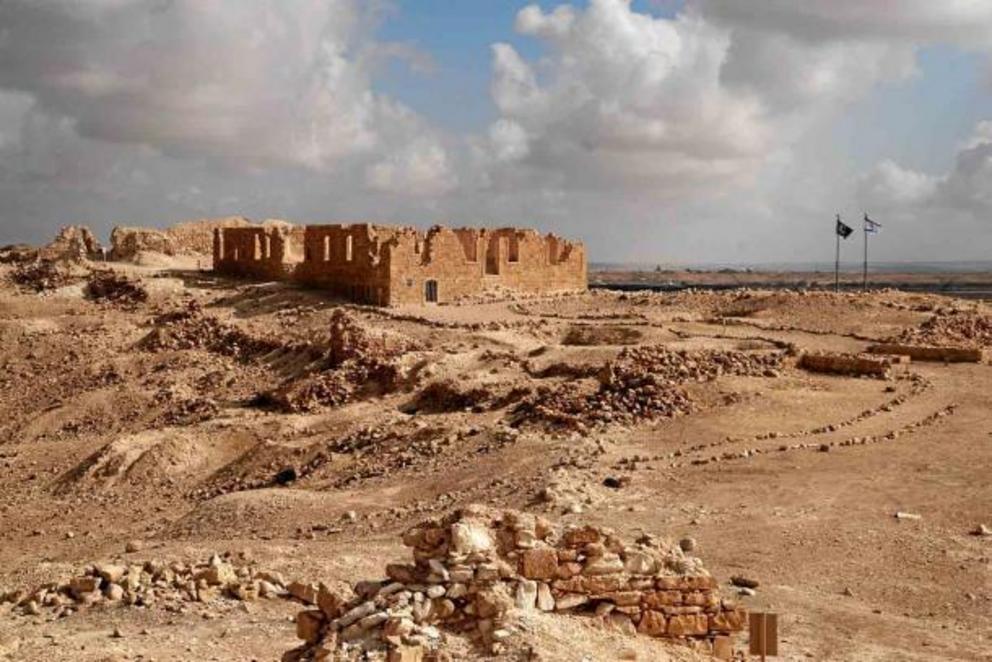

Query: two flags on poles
[
  {"left": 836, "top": 213, "right": 881, "bottom": 239},
  {"left": 836, "top": 214, "right": 882, "bottom": 239}
]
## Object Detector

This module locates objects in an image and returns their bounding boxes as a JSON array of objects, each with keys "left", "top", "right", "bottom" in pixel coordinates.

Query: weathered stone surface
[
  {"left": 296, "top": 609, "right": 324, "bottom": 644},
  {"left": 520, "top": 548, "right": 558, "bottom": 580},
  {"left": 514, "top": 580, "right": 537, "bottom": 610},
  {"left": 667, "top": 613, "right": 709, "bottom": 636},
  {"left": 637, "top": 610, "right": 668, "bottom": 636}
]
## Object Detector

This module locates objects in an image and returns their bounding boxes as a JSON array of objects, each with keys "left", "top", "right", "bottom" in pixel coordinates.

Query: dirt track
[{"left": 1, "top": 262, "right": 990, "bottom": 661}]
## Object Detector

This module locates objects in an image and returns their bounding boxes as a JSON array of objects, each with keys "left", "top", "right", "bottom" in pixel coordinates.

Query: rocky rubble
[
  {"left": 1, "top": 553, "right": 294, "bottom": 620},
  {"left": 140, "top": 303, "right": 283, "bottom": 360},
  {"left": 8, "top": 259, "right": 84, "bottom": 292},
  {"left": 284, "top": 505, "right": 745, "bottom": 661},
  {"left": 0, "top": 243, "right": 38, "bottom": 264},
  {"left": 513, "top": 347, "right": 783, "bottom": 432},
  {"left": 260, "top": 310, "right": 415, "bottom": 413},
  {"left": 85, "top": 269, "right": 149, "bottom": 305},
  {"left": 894, "top": 309, "right": 992, "bottom": 348},
  {"left": 38, "top": 225, "right": 104, "bottom": 263}
]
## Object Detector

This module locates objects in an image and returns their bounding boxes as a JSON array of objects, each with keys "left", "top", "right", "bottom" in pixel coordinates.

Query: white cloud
[
  {"left": 366, "top": 136, "right": 457, "bottom": 197},
  {"left": 858, "top": 160, "right": 940, "bottom": 208},
  {"left": 479, "top": 0, "right": 938, "bottom": 200},
  {"left": 858, "top": 120, "right": 992, "bottom": 224},
  {"left": 0, "top": 0, "right": 452, "bottom": 180}
]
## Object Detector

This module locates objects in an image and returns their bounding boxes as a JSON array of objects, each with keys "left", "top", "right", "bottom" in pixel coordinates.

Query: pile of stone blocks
[{"left": 284, "top": 505, "right": 746, "bottom": 661}]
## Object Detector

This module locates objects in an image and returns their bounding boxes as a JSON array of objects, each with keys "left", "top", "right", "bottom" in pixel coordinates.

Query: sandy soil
[{"left": 1, "top": 262, "right": 990, "bottom": 661}]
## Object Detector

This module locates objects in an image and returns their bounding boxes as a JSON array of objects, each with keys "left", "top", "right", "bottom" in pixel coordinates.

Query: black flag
[{"left": 836, "top": 216, "right": 853, "bottom": 239}]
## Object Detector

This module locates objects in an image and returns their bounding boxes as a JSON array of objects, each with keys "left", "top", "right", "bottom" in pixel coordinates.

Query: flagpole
[
  {"left": 863, "top": 217, "right": 868, "bottom": 292},
  {"left": 835, "top": 215, "right": 841, "bottom": 293}
]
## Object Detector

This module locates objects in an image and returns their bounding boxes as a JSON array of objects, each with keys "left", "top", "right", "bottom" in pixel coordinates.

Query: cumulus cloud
[
  {"left": 485, "top": 1, "right": 773, "bottom": 195},
  {"left": 858, "top": 160, "right": 940, "bottom": 208},
  {"left": 478, "top": 0, "right": 943, "bottom": 200},
  {"left": 698, "top": 1, "right": 992, "bottom": 47},
  {"left": 859, "top": 120, "right": 992, "bottom": 214},
  {"left": 0, "top": 0, "right": 453, "bottom": 181}
]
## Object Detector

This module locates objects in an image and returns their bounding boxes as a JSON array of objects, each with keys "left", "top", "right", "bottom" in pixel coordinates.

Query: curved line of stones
[
  {"left": 681, "top": 373, "right": 933, "bottom": 458},
  {"left": 706, "top": 317, "right": 883, "bottom": 343},
  {"left": 672, "top": 403, "right": 957, "bottom": 469}
]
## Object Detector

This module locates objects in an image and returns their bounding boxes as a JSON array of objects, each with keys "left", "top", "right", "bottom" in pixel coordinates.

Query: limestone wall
[
  {"left": 798, "top": 352, "right": 893, "bottom": 377},
  {"left": 867, "top": 343, "right": 985, "bottom": 363},
  {"left": 292, "top": 224, "right": 402, "bottom": 305},
  {"left": 385, "top": 226, "right": 587, "bottom": 305},
  {"left": 215, "top": 222, "right": 587, "bottom": 306},
  {"left": 213, "top": 226, "right": 301, "bottom": 281}
]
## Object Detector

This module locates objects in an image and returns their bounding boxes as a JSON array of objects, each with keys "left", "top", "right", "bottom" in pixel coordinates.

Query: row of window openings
[{"left": 304, "top": 236, "right": 354, "bottom": 263}]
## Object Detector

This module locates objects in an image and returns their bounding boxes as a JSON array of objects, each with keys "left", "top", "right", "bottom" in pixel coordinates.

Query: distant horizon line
[{"left": 591, "top": 260, "right": 992, "bottom": 273}]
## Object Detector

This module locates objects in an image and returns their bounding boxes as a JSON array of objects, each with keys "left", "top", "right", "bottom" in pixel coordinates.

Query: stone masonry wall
[
  {"left": 384, "top": 226, "right": 587, "bottom": 305},
  {"left": 213, "top": 226, "right": 303, "bottom": 281},
  {"left": 215, "top": 222, "right": 587, "bottom": 306},
  {"left": 285, "top": 506, "right": 745, "bottom": 661},
  {"left": 293, "top": 224, "right": 403, "bottom": 305}
]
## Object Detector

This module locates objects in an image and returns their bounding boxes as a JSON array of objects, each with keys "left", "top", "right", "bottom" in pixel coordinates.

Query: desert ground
[{"left": 1, "top": 242, "right": 991, "bottom": 661}]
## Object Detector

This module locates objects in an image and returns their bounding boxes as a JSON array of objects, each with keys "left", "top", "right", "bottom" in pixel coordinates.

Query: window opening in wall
[
  {"left": 425, "top": 279, "right": 438, "bottom": 303},
  {"left": 253, "top": 234, "right": 262, "bottom": 260},
  {"left": 323, "top": 236, "right": 330, "bottom": 262},
  {"left": 508, "top": 235, "right": 519, "bottom": 263},
  {"left": 264, "top": 235, "right": 272, "bottom": 259},
  {"left": 345, "top": 235, "right": 353, "bottom": 262}
]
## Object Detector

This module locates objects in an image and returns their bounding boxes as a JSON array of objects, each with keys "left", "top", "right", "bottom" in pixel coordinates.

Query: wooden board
[{"left": 749, "top": 612, "right": 779, "bottom": 657}]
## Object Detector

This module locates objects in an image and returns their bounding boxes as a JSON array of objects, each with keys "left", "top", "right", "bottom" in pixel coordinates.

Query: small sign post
[{"left": 749, "top": 612, "right": 778, "bottom": 660}]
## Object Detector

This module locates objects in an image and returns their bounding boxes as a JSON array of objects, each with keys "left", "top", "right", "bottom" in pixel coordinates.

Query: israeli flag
[{"left": 864, "top": 213, "right": 882, "bottom": 234}]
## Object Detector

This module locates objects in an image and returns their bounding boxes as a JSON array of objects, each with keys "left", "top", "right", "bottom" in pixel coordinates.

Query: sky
[{"left": 0, "top": 0, "right": 991, "bottom": 265}]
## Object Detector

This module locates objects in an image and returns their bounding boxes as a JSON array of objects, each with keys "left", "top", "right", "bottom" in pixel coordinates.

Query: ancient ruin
[
  {"left": 284, "top": 505, "right": 746, "bottom": 661},
  {"left": 213, "top": 223, "right": 586, "bottom": 305}
]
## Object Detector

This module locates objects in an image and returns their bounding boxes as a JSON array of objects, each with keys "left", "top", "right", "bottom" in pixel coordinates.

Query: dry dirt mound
[
  {"left": 56, "top": 428, "right": 255, "bottom": 494},
  {"left": 562, "top": 324, "right": 644, "bottom": 346},
  {"left": 284, "top": 505, "right": 743, "bottom": 661},
  {"left": 173, "top": 489, "right": 347, "bottom": 538}
]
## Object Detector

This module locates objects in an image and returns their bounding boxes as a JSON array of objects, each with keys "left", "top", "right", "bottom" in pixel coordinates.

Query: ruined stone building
[{"left": 213, "top": 223, "right": 586, "bottom": 305}]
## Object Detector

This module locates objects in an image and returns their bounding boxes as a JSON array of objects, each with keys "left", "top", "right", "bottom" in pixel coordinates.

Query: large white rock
[{"left": 449, "top": 522, "right": 494, "bottom": 556}]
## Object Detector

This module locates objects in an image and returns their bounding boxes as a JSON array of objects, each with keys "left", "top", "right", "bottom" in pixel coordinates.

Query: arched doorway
[{"left": 425, "top": 279, "right": 438, "bottom": 303}]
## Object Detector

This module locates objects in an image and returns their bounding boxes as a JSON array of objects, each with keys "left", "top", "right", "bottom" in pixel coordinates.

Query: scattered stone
[
  {"left": 730, "top": 575, "right": 759, "bottom": 589},
  {"left": 894, "top": 512, "right": 922, "bottom": 521}
]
